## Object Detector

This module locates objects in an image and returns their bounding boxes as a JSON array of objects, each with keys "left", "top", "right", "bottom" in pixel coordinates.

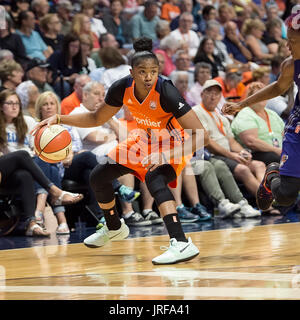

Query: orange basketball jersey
[{"left": 106, "top": 75, "right": 193, "bottom": 187}]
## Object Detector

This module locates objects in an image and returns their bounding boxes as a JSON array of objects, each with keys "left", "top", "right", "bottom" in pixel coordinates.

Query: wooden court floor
[{"left": 1, "top": 222, "right": 300, "bottom": 300}]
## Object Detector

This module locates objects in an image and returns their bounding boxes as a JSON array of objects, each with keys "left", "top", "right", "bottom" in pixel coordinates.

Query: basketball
[{"left": 34, "top": 125, "right": 72, "bottom": 163}]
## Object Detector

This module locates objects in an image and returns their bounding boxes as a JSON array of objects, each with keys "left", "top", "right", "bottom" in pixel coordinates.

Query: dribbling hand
[{"left": 30, "top": 114, "right": 59, "bottom": 136}]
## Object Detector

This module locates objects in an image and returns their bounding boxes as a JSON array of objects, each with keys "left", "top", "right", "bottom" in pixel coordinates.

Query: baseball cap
[
  {"left": 202, "top": 79, "right": 222, "bottom": 92},
  {"left": 26, "top": 58, "right": 50, "bottom": 72}
]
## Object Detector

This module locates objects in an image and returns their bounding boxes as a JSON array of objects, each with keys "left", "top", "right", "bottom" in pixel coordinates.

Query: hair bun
[{"left": 133, "top": 37, "right": 153, "bottom": 53}]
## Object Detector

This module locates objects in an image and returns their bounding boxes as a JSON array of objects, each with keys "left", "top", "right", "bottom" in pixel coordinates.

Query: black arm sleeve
[
  {"left": 160, "top": 80, "right": 192, "bottom": 118},
  {"left": 104, "top": 77, "right": 128, "bottom": 107}
]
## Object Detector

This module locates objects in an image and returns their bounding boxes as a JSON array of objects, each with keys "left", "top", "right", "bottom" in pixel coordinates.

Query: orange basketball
[{"left": 34, "top": 125, "right": 72, "bottom": 163}]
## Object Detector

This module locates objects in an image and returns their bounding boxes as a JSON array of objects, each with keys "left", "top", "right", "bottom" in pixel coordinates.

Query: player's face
[
  {"left": 40, "top": 95, "right": 58, "bottom": 119},
  {"left": 131, "top": 59, "right": 159, "bottom": 92},
  {"left": 2, "top": 95, "right": 20, "bottom": 122}
]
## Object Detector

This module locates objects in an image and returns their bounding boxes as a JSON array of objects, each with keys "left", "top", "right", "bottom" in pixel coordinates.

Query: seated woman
[
  {"left": 231, "top": 81, "right": 285, "bottom": 166},
  {"left": 47, "top": 33, "right": 83, "bottom": 99},
  {"left": 193, "top": 37, "right": 225, "bottom": 79},
  {"left": 241, "top": 18, "right": 274, "bottom": 65},
  {"left": 79, "top": 34, "right": 97, "bottom": 75},
  {"left": 0, "top": 89, "right": 83, "bottom": 235},
  {"left": 16, "top": 80, "right": 40, "bottom": 118},
  {"left": 39, "top": 13, "right": 64, "bottom": 52}
]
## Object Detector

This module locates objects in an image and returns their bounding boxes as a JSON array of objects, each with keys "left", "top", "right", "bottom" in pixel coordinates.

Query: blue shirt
[
  {"left": 16, "top": 29, "right": 47, "bottom": 60},
  {"left": 223, "top": 36, "right": 248, "bottom": 63},
  {"left": 130, "top": 12, "right": 160, "bottom": 41}
]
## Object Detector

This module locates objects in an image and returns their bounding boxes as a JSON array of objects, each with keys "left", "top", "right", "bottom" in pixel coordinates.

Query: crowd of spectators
[{"left": 0, "top": 0, "right": 298, "bottom": 237}]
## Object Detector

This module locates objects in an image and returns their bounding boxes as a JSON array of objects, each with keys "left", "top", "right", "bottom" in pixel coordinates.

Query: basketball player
[
  {"left": 32, "top": 37, "right": 209, "bottom": 265},
  {"left": 222, "top": 8, "right": 300, "bottom": 212}
]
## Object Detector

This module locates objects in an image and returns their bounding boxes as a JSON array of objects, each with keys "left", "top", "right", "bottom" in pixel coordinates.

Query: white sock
[
  {"left": 143, "top": 209, "right": 152, "bottom": 215},
  {"left": 123, "top": 211, "right": 134, "bottom": 219}
]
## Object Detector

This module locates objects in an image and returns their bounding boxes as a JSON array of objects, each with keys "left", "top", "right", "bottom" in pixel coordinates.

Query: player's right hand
[
  {"left": 222, "top": 102, "right": 243, "bottom": 115},
  {"left": 30, "top": 114, "right": 58, "bottom": 136}
]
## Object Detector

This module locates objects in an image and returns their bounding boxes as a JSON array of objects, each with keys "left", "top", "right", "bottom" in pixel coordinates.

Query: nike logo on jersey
[{"left": 178, "top": 102, "right": 185, "bottom": 109}]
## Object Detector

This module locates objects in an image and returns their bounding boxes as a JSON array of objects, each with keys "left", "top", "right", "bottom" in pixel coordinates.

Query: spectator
[
  {"left": 170, "top": 0, "right": 199, "bottom": 32},
  {"left": 0, "top": 49, "right": 14, "bottom": 62},
  {"left": 0, "top": 60, "right": 24, "bottom": 92},
  {"left": 81, "top": 0, "right": 107, "bottom": 38},
  {"left": 194, "top": 36, "right": 225, "bottom": 78},
  {"left": 186, "top": 62, "right": 212, "bottom": 105},
  {"left": 10, "top": 0, "right": 30, "bottom": 26},
  {"left": 198, "top": 4, "right": 218, "bottom": 34},
  {"left": 56, "top": 0, "right": 73, "bottom": 36},
  {"left": 204, "top": 20, "right": 234, "bottom": 69},
  {"left": 0, "top": 90, "right": 83, "bottom": 235},
  {"left": 170, "top": 50, "right": 193, "bottom": 87},
  {"left": 160, "top": 0, "right": 181, "bottom": 22},
  {"left": 16, "top": 80, "right": 40, "bottom": 118},
  {"left": 193, "top": 80, "right": 268, "bottom": 205},
  {"left": 231, "top": 81, "right": 284, "bottom": 166},
  {"left": 31, "top": 0, "right": 50, "bottom": 21},
  {"left": 251, "top": 66, "right": 271, "bottom": 86},
  {"left": 130, "top": 0, "right": 161, "bottom": 41},
  {"left": 241, "top": 18, "right": 274, "bottom": 64},
  {"left": 223, "top": 21, "right": 252, "bottom": 64},
  {"left": 80, "top": 34, "right": 97, "bottom": 74},
  {"left": 218, "top": 3, "right": 235, "bottom": 37},
  {"left": 101, "top": 0, "right": 132, "bottom": 47},
  {"left": 98, "top": 47, "right": 131, "bottom": 91},
  {"left": 39, "top": 13, "right": 64, "bottom": 52},
  {"left": 35, "top": 91, "right": 104, "bottom": 232},
  {"left": 25, "top": 58, "right": 54, "bottom": 94},
  {"left": 169, "top": 70, "right": 189, "bottom": 100},
  {"left": 263, "top": 18, "right": 284, "bottom": 55},
  {"left": 215, "top": 70, "right": 246, "bottom": 103},
  {"left": 0, "top": 13, "right": 30, "bottom": 67},
  {"left": 61, "top": 74, "right": 91, "bottom": 115},
  {"left": 169, "top": 12, "right": 200, "bottom": 58},
  {"left": 154, "top": 34, "right": 179, "bottom": 76},
  {"left": 155, "top": 51, "right": 167, "bottom": 78},
  {"left": 153, "top": 19, "right": 171, "bottom": 49},
  {"left": 264, "top": 1, "right": 287, "bottom": 39},
  {"left": 72, "top": 13, "right": 100, "bottom": 50},
  {"left": 90, "top": 32, "right": 120, "bottom": 73},
  {"left": 269, "top": 55, "right": 284, "bottom": 83},
  {"left": 191, "top": 155, "right": 261, "bottom": 219},
  {"left": 16, "top": 10, "right": 53, "bottom": 60},
  {"left": 47, "top": 33, "right": 83, "bottom": 99}
]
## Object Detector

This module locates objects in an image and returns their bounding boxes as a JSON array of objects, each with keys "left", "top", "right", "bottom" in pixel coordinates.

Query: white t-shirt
[
  {"left": 100, "top": 65, "right": 131, "bottom": 91},
  {"left": 91, "top": 17, "right": 107, "bottom": 38},
  {"left": 169, "top": 29, "right": 200, "bottom": 58},
  {"left": 4, "top": 115, "right": 36, "bottom": 156},
  {"left": 70, "top": 104, "right": 118, "bottom": 159},
  {"left": 192, "top": 104, "right": 233, "bottom": 152}
]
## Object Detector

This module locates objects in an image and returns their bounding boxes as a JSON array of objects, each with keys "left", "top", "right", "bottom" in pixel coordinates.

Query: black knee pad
[{"left": 145, "top": 165, "right": 176, "bottom": 206}]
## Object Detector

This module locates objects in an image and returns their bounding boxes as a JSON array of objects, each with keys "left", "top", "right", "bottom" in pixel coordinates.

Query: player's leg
[
  {"left": 83, "top": 158, "right": 135, "bottom": 248},
  {"left": 144, "top": 164, "right": 199, "bottom": 265},
  {"left": 256, "top": 162, "right": 300, "bottom": 209}
]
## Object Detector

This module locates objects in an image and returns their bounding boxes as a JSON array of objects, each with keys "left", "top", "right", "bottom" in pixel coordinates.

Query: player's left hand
[{"left": 141, "top": 152, "right": 168, "bottom": 172}]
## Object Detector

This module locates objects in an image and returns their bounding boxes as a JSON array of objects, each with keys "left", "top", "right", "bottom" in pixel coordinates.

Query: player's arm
[
  {"left": 222, "top": 57, "right": 294, "bottom": 115},
  {"left": 31, "top": 77, "right": 126, "bottom": 135}
]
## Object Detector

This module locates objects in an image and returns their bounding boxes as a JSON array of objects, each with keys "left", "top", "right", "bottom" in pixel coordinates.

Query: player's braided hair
[{"left": 131, "top": 37, "right": 159, "bottom": 67}]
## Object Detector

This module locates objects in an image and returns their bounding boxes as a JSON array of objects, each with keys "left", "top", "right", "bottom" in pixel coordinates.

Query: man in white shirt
[
  {"left": 169, "top": 12, "right": 200, "bottom": 59},
  {"left": 193, "top": 80, "right": 266, "bottom": 217}
]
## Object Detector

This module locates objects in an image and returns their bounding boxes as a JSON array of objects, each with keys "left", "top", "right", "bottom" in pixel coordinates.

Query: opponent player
[
  {"left": 32, "top": 37, "right": 210, "bottom": 265},
  {"left": 222, "top": 8, "right": 300, "bottom": 212}
]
